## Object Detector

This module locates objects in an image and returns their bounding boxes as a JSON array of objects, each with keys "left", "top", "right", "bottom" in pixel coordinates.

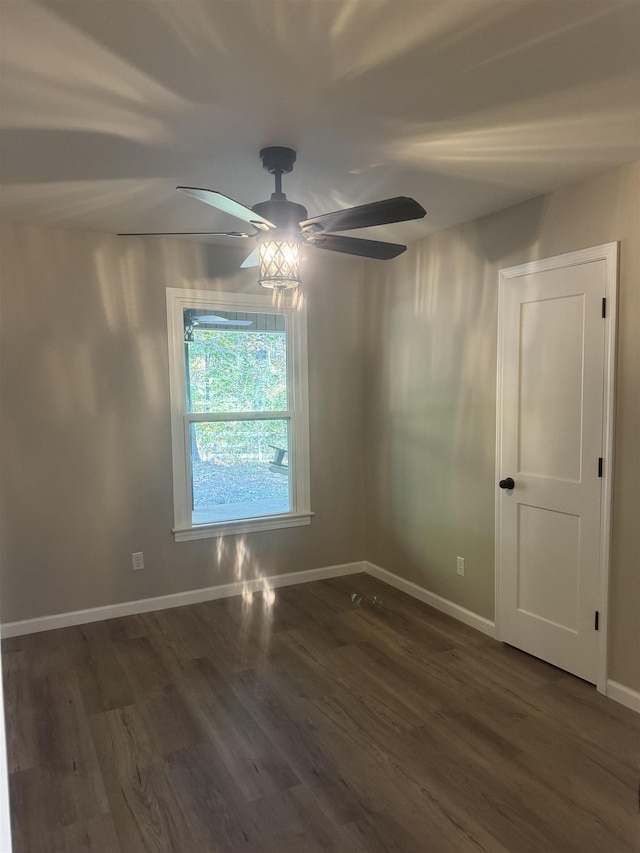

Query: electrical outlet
[
  {"left": 456, "top": 556, "right": 465, "bottom": 576},
  {"left": 132, "top": 551, "right": 144, "bottom": 571}
]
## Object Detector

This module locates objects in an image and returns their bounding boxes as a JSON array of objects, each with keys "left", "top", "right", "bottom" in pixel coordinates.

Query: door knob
[{"left": 499, "top": 477, "right": 515, "bottom": 490}]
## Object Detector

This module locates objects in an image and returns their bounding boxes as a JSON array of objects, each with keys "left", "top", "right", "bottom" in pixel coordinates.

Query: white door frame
[
  {"left": 0, "top": 587, "right": 12, "bottom": 850},
  {"left": 495, "top": 242, "right": 618, "bottom": 695}
]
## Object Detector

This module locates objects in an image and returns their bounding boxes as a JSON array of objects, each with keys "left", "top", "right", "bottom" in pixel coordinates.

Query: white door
[{"left": 496, "top": 244, "right": 617, "bottom": 685}]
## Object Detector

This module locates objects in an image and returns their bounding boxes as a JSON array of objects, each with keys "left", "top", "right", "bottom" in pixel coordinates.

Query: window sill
[{"left": 172, "top": 511, "right": 313, "bottom": 541}]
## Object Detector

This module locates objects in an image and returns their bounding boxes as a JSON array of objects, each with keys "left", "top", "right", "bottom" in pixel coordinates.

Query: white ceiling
[{"left": 1, "top": 0, "right": 639, "bottom": 244}]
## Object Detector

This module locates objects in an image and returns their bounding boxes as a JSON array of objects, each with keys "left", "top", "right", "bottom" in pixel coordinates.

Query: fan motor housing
[{"left": 252, "top": 199, "right": 308, "bottom": 235}]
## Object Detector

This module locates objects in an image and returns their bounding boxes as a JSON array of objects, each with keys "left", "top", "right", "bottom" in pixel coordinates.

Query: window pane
[
  {"left": 190, "top": 420, "right": 290, "bottom": 524},
  {"left": 185, "top": 310, "right": 287, "bottom": 413}
]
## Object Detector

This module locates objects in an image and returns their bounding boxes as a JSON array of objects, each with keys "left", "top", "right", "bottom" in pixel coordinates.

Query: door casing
[{"left": 495, "top": 242, "right": 618, "bottom": 695}]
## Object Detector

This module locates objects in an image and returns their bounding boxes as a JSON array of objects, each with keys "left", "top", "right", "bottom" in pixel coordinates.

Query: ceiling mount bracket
[{"left": 260, "top": 146, "right": 297, "bottom": 175}]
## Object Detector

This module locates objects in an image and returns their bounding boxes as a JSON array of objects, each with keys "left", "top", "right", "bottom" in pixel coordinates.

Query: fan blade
[
  {"left": 300, "top": 196, "right": 425, "bottom": 235},
  {"left": 308, "top": 234, "right": 406, "bottom": 260},
  {"left": 176, "top": 187, "right": 275, "bottom": 230},
  {"left": 240, "top": 247, "right": 259, "bottom": 268},
  {"left": 117, "top": 230, "right": 252, "bottom": 237}
]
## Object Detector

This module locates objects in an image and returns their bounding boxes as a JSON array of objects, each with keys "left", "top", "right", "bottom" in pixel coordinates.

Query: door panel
[
  {"left": 517, "top": 505, "right": 580, "bottom": 631},
  {"left": 518, "top": 293, "right": 585, "bottom": 481},
  {"left": 497, "top": 247, "right": 616, "bottom": 684}
]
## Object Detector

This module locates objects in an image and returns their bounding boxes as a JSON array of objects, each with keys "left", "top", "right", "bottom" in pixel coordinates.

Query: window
[{"left": 166, "top": 288, "right": 311, "bottom": 540}]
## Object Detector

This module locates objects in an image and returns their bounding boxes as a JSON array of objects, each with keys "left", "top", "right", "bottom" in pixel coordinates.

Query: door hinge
[
  {"left": 598, "top": 457, "right": 603, "bottom": 477},
  {"left": 594, "top": 611, "right": 599, "bottom": 631},
  {"left": 601, "top": 297, "right": 606, "bottom": 318}
]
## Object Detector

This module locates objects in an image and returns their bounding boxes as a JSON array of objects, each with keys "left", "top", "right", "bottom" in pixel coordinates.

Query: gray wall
[
  {"left": 0, "top": 227, "right": 366, "bottom": 622},
  {"left": 363, "top": 161, "right": 639, "bottom": 690}
]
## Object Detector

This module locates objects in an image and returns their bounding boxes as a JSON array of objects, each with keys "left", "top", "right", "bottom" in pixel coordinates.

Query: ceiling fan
[{"left": 118, "top": 146, "right": 426, "bottom": 289}]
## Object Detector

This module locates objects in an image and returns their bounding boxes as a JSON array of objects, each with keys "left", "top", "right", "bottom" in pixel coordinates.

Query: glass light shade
[{"left": 258, "top": 240, "right": 302, "bottom": 290}]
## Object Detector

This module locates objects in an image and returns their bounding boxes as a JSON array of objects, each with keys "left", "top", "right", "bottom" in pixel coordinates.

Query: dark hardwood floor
[{"left": 2, "top": 573, "right": 638, "bottom": 852}]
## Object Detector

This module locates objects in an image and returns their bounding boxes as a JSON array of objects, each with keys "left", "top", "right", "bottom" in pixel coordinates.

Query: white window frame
[{"left": 166, "top": 287, "right": 312, "bottom": 541}]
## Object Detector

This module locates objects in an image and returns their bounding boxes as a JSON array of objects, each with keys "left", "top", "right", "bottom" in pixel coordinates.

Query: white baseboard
[
  {"left": 363, "top": 561, "right": 496, "bottom": 638},
  {"left": 5, "top": 558, "right": 636, "bottom": 715},
  {"left": 1, "top": 559, "right": 497, "bottom": 641},
  {"left": 606, "top": 680, "right": 640, "bottom": 713},
  {"left": 0, "top": 561, "right": 366, "bottom": 639}
]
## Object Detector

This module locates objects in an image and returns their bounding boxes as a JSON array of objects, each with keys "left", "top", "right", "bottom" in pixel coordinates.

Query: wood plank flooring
[{"left": 2, "top": 573, "right": 638, "bottom": 852}]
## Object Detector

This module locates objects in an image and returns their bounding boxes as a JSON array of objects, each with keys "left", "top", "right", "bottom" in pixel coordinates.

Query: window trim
[{"left": 166, "top": 287, "right": 312, "bottom": 541}]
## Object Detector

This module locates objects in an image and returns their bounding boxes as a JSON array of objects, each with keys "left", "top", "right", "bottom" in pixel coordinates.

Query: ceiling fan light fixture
[
  {"left": 119, "top": 146, "right": 426, "bottom": 272},
  {"left": 257, "top": 238, "right": 302, "bottom": 290}
]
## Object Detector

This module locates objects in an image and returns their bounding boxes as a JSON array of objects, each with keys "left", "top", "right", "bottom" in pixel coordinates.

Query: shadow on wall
[
  {"left": 202, "top": 243, "right": 256, "bottom": 282},
  {"left": 0, "top": 224, "right": 266, "bottom": 619},
  {"left": 469, "top": 194, "right": 548, "bottom": 264},
  {"left": 363, "top": 221, "right": 514, "bottom": 617}
]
